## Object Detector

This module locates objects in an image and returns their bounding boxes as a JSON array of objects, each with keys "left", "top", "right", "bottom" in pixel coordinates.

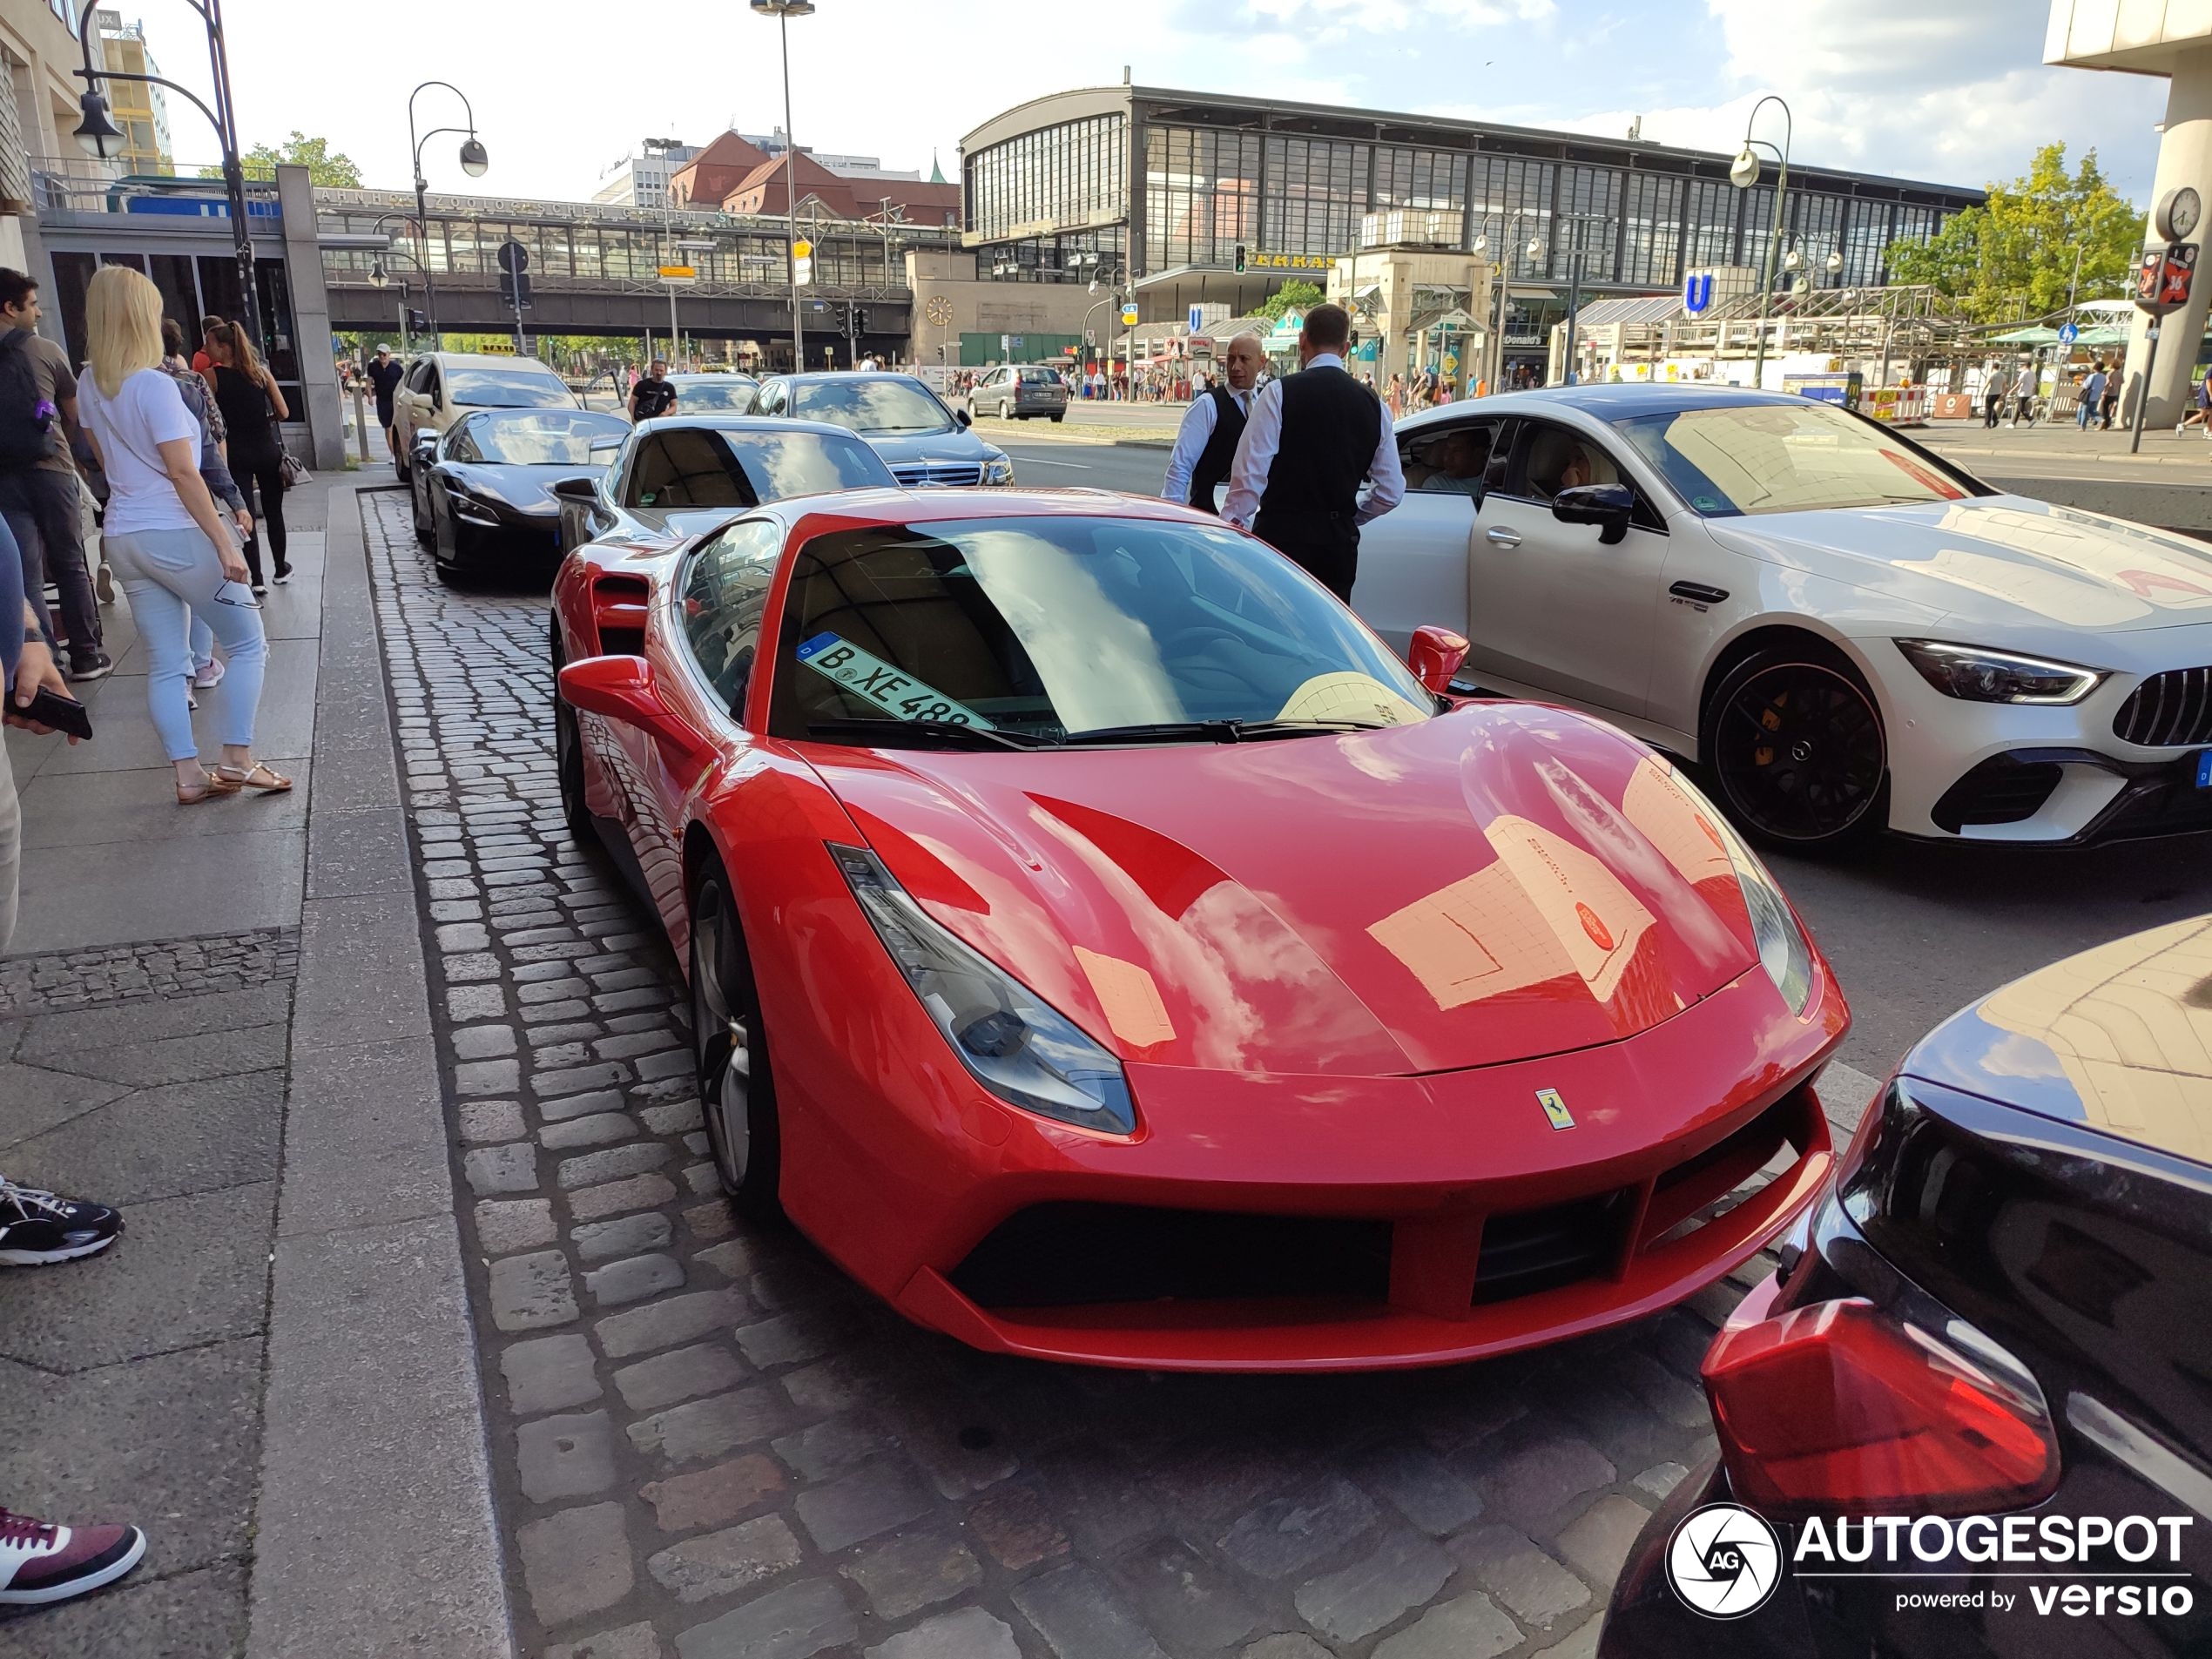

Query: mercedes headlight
[
  {"left": 1670, "top": 769, "right": 1816, "bottom": 1016},
  {"left": 983, "top": 453, "right": 1015, "bottom": 486},
  {"left": 1894, "top": 639, "right": 2107, "bottom": 705},
  {"left": 829, "top": 844, "right": 1136, "bottom": 1135}
]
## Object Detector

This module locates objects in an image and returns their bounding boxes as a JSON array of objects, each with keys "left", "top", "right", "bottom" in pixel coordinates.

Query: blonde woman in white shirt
[{"left": 72, "top": 265, "right": 287, "bottom": 804}]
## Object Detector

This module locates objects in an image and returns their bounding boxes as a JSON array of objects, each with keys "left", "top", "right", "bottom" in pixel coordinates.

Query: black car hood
[{"left": 441, "top": 462, "right": 599, "bottom": 516}]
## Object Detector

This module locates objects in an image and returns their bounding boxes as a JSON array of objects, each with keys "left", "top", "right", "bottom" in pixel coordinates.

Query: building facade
[
  {"left": 961, "top": 85, "right": 1984, "bottom": 344},
  {"left": 91, "top": 9, "right": 166, "bottom": 173},
  {"left": 591, "top": 142, "right": 698, "bottom": 210}
]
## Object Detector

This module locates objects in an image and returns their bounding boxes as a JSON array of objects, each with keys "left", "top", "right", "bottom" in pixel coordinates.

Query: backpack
[{"left": 0, "top": 328, "right": 56, "bottom": 469}]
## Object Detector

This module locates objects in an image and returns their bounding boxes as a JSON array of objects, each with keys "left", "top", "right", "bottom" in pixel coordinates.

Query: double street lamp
[
  {"left": 407, "top": 80, "right": 490, "bottom": 350},
  {"left": 1472, "top": 219, "right": 1544, "bottom": 392},
  {"left": 71, "top": 0, "right": 261, "bottom": 348},
  {"left": 752, "top": 0, "right": 814, "bottom": 373},
  {"left": 1730, "top": 94, "right": 1792, "bottom": 386}
]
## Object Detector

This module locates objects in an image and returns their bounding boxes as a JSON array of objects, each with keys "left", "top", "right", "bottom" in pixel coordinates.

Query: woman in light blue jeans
[{"left": 71, "top": 265, "right": 287, "bottom": 803}]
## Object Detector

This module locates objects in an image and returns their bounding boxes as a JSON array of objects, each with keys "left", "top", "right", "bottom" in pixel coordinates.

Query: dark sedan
[
  {"left": 412, "top": 408, "right": 631, "bottom": 580},
  {"left": 554, "top": 415, "right": 897, "bottom": 552},
  {"left": 1601, "top": 918, "right": 2212, "bottom": 1657}
]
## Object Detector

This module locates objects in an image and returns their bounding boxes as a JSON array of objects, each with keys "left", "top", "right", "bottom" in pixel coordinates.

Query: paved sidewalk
[{"left": 0, "top": 475, "right": 507, "bottom": 1658}]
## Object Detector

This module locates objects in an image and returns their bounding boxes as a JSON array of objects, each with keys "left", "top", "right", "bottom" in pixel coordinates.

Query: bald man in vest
[
  {"left": 1161, "top": 334, "right": 1264, "bottom": 513},
  {"left": 1221, "top": 303, "right": 1403, "bottom": 601}
]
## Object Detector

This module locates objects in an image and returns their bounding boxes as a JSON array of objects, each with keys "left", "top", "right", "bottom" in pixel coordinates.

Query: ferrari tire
[
  {"left": 1701, "top": 642, "right": 1887, "bottom": 853},
  {"left": 689, "top": 859, "right": 781, "bottom": 1217},
  {"left": 550, "top": 625, "right": 595, "bottom": 845}
]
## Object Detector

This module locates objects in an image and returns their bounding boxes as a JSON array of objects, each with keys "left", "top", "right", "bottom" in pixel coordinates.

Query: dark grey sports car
[{"left": 410, "top": 408, "right": 632, "bottom": 579}]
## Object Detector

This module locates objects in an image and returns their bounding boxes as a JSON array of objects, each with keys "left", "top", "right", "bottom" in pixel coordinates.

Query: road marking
[{"left": 1006, "top": 454, "right": 1092, "bottom": 469}]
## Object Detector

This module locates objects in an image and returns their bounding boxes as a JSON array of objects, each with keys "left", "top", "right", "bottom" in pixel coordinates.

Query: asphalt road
[{"left": 1000, "top": 433, "right": 2212, "bottom": 1088}]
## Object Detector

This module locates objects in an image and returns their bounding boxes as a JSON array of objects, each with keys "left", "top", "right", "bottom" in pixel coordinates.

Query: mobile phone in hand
[{"left": 14, "top": 686, "right": 92, "bottom": 741}]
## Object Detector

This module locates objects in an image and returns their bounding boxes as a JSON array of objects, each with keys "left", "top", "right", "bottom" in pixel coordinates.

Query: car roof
[
  {"left": 628, "top": 415, "right": 873, "bottom": 440},
  {"left": 666, "top": 371, "right": 757, "bottom": 381},
  {"left": 767, "top": 370, "right": 929, "bottom": 385},
  {"left": 429, "top": 352, "right": 563, "bottom": 372},
  {"left": 1398, "top": 383, "right": 1811, "bottom": 428},
  {"left": 751, "top": 486, "right": 1206, "bottom": 534}
]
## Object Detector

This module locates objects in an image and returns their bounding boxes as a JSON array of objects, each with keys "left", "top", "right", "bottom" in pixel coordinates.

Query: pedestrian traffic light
[
  {"left": 854, "top": 307, "right": 870, "bottom": 333},
  {"left": 1233, "top": 243, "right": 1248, "bottom": 274},
  {"left": 505, "top": 270, "right": 532, "bottom": 311}
]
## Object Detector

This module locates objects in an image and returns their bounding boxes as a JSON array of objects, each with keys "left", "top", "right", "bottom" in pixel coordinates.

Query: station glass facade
[{"left": 961, "top": 91, "right": 1980, "bottom": 296}]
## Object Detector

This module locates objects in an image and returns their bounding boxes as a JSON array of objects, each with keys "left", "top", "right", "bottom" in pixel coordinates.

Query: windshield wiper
[
  {"left": 804, "top": 717, "right": 1056, "bottom": 751},
  {"left": 1062, "top": 718, "right": 1394, "bottom": 745}
]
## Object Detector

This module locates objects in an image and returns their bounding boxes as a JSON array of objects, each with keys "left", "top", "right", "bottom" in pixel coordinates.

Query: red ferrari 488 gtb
[{"left": 550, "top": 488, "right": 1850, "bottom": 1371}]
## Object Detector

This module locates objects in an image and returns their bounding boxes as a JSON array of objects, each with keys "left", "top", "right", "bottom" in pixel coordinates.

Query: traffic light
[
  {"left": 1233, "top": 243, "right": 1248, "bottom": 274},
  {"left": 505, "top": 270, "right": 532, "bottom": 311},
  {"left": 853, "top": 307, "right": 870, "bottom": 334},
  {"left": 408, "top": 308, "right": 428, "bottom": 332}
]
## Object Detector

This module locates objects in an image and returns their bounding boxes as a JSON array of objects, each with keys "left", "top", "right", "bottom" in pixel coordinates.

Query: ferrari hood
[
  {"left": 813, "top": 704, "right": 1769, "bottom": 1078},
  {"left": 446, "top": 463, "right": 593, "bottom": 518},
  {"left": 1709, "top": 495, "right": 2212, "bottom": 632}
]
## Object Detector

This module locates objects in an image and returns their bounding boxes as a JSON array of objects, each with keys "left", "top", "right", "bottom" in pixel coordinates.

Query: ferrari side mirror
[
  {"left": 558, "top": 655, "right": 708, "bottom": 758},
  {"left": 1408, "top": 624, "right": 1472, "bottom": 696}
]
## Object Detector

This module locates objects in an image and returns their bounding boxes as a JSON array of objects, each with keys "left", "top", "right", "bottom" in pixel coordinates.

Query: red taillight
[{"left": 1703, "top": 1292, "right": 2060, "bottom": 1519}]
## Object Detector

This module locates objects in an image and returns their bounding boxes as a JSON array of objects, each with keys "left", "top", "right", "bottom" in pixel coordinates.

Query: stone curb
[{"left": 245, "top": 481, "right": 516, "bottom": 1659}]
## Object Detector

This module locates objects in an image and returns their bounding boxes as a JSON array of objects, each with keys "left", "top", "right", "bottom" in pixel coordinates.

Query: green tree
[
  {"left": 201, "top": 132, "right": 362, "bottom": 187},
  {"left": 1885, "top": 143, "right": 2142, "bottom": 323},
  {"left": 1256, "top": 279, "right": 1326, "bottom": 322}
]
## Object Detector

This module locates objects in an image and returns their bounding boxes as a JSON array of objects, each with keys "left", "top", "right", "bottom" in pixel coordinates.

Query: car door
[
  {"left": 1468, "top": 416, "right": 1669, "bottom": 718},
  {"left": 395, "top": 360, "right": 433, "bottom": 453},
  {"left": 1352, "top": 415, "right": 1509, "bottom": 658},
  {"left": 622, "top": 517, "right": 784, "bottom": 934},
  {"left": 421, "top": 362, "right": 449, "bottom": 435}
]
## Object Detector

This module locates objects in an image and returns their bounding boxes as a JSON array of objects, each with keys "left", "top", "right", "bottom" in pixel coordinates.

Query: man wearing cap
[
  {"left": 1221, "top": 303, "right": 1403, "bottom": 601},
  {"left": 364, "top": 345, "right": 404, "bottom": 464}
]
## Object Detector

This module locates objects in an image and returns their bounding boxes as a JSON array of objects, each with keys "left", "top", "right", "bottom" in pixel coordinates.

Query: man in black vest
[
  {"left": 1222, "top": 303, "right": 1403, "bottom": 601},
  {"left": 1161, "top": 334, "right": 1264, "bottom": 513}
]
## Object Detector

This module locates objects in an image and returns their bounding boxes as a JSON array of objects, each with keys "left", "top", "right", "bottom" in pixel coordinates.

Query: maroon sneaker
[{"left": 0, "top": 1507, "right": 145, "bottom": 1605}]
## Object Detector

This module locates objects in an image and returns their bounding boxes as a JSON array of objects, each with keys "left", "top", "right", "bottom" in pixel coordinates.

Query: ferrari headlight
[
  {"left": 982, "top": 453, "right": 1015, "bottom": 486},
  {"left": 1669, "top": 769, "right": 1816, "bottom": 1016},
  {"left": 1894, "top": 639, "right": 2107, "bottom": 705},
  {"left": 829, "top": 844, "right": 1136, "bottom": 1135}
]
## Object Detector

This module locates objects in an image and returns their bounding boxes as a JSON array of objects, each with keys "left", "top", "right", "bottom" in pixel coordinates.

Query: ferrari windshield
[
  {"left": 788, "top": 377, "right": 955, "bottom": 435},
  {"left": 1612, "top": 401, "right": 1972, "bottom": 517},
  {"left": 448, "top": 368, "right": 577, "bottom": 410},
  {"left": 671, "top": 377, "right": 758, "bottom": 413},
  {"left": 453, "top": 409, "right": 629, "bottom": 465},
  {"left": 775, "top": 516, "right": 1433, "bottom": 745}
]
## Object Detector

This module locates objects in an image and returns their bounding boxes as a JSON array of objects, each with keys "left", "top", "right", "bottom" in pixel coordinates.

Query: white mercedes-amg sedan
[{"left": 1353, "top": 386, "right": 2212, "bottom": 851}]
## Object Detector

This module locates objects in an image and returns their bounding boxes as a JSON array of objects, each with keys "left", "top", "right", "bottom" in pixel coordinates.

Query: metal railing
[{"left": 30, "top": 158, "right": 281, "bottom": 224}]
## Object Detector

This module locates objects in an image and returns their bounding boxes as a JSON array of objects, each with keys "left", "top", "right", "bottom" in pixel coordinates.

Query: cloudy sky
[{"left": 131, "top": 0, "right": 2168, "bottom": 203}]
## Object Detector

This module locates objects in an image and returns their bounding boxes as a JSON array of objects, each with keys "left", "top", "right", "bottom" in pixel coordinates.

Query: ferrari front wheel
[{"left": 689, "top": 861, "right": 781, "bottom": 1217}]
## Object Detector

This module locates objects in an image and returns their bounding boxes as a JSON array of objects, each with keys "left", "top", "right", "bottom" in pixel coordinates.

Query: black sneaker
[
  {"left": 0, "top": 1179, "right": 124, "bottom": 1265},
  {"left": 273, "top": 563, "right": 293, "bottom": 584},
  {"left": 250, "top": 582, "right": 267, "bottom": 597},
  {"left": 0, "top": 1508, "right": 146, "bottom": 1606},
  {"left": 64, "top": 650, "right": 112, "bottom": 684}
]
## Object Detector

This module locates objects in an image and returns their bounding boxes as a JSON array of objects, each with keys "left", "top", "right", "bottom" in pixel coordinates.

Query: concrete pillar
[
  {"left": 2122, "top": 44, "right": 2212, "bottom": 428},
  {"left": 274, "top": 164, "right": 345, "bottom": 470}
]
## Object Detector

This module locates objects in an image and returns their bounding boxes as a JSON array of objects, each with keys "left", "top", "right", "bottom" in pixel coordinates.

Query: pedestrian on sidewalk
[
  {"left": 2080, "top": 364, "right": 2107, "bottom": 429},
  {"left": 75, "top": 266, "right": 287, "bottom": 804},
  {"left": 2009, "top": 361, "right": 2037, "bottom": 427},
  {"left": 203, "top": 320, "right": 291, "bottom": 591},
  {"left": 160, "top": 318, "right": 253, "bottom": 701},
  {"left": 0, "top": 500, "right": 141, "bottom": 1610},
  {"left": 630, "top": 359, "right": 676, "bottom": 422},
  {"left": 0, "top": 268, "right": 111, "bottom": 682},
  {"left": 1222, "top": 302, "right": 1405, "bottom": 602},
  {"left": 365, "top": 343, "right": 404, "bottom": 462},
  {"left": 1981, "top": 361, "right": 2004, "bottom": 428},
  {"left": 189, "top": 315, "right": 223, "bottom": 377}
]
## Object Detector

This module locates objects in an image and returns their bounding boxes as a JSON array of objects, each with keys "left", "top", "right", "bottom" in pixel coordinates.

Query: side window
[
  {"left": 1400, "top": 419, "right": 1502, "bottom": 497},
  {"left": 1506, "top": 420, "right": 1623, "bottom": 502},
  {"left": 422, "top": 367, "right": 442, "bottom": 408},
  {"left": 404, "top": 361, "right": 431, "bottom": 393},
  {"left": 444, "top": 419, "right": 482, "bottom": 463},
  {"left": 628, "top": 430, "right": 761, "bottom": 509},
  {"left": 759, "top": 381, "right": 786, "bottom": 415},
  {"left": 679, "top": 519, "right": 784, "bottom": 716}
]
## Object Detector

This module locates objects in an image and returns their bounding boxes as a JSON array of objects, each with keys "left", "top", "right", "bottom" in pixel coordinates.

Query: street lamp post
[
  {"left": 1472, "top": 215, "right": 1541, "bottom": 393},
  {"left": 406, "top": 81, "right": 489, "bottom": 350},
  {"left": 1730, "top": 94, "right": 1792, "bottom": 388},
  {"left": 366, "top": 211, "right": 428, "bottom": 354},
  {"left": 752, "top": 0, "right": 815, "bottom": 372},
  {"left": 71, "top": 0, "right": 261, "bottom": 347}
]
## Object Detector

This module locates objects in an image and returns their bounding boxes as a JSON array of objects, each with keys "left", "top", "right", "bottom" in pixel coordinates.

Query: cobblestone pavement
[
  {"left": 0, "top": 926, "right": 300, "bottom": 1016},
  {"left": 363, "top": 489, "right": 1770, "bottom": 1659}
]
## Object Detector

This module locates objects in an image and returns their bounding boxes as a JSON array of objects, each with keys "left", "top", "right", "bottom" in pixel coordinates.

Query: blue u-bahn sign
[{"left": 1683, "top": 272, "right": 1714, "bottom": 314}]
